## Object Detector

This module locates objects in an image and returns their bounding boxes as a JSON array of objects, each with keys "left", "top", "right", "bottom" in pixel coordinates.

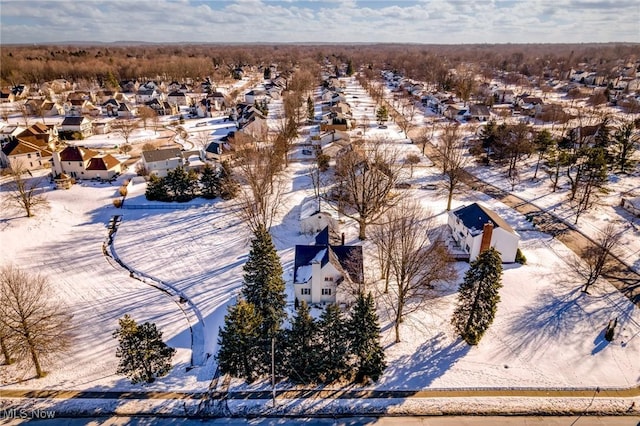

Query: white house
[
  {"left": 60, "top": 116, "right": 93, "bottom": 138},
  {"left": 448, "top": 203, "right": 520, "bottom": 263},
  {"left": 141, "top": 147, "right": 183, "bottom": 177},
  {"left": 52, "top": 145, "right": 123, "bottom": 180},
  {"left": 299, "top": 198, "right": 339, "bottom": 235},
  {"left": 293, "top": 227, "right": 363, "bottom": 305}
]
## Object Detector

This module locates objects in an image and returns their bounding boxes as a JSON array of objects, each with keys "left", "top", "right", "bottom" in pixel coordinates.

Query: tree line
[{"left": 145, "top": 162, "right": 238, "bottom": 202}]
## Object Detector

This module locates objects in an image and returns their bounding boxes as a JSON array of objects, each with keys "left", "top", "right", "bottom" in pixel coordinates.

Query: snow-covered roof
[{"left": 295, "top": 265, "right": 312, "bottom": 283}]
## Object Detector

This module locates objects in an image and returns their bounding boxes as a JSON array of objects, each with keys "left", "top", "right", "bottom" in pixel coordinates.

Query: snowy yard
[{"left": 0, "top": 77, "right": 638, "bottom": 417}]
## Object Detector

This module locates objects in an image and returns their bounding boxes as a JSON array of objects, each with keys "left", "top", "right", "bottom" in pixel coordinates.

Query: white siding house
[
  {"left": 141, "top": 148, "right": 183, "bottom": 177},
  {"left": 293, "top": 228, "right": 363, "bottom": 305},
  {"left": 448, "top": 203, "right": 520, "bottom": 263}
]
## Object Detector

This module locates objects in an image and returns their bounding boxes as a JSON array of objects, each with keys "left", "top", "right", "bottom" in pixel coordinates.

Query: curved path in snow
[{"left": 102, "top": 215, "right": 207, "bottom": 366}]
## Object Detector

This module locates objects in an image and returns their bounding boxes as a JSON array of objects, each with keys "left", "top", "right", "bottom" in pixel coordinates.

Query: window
[
  {"left": 322, "top": 288, "right": 332, "bottom": 296},
  {"left": 301, "top": 288, "right": 310, "bottom": 295},
  {"left": 27, "top": 153, "right": 32, "bottom": 159},
  {"left": 324, "top": 277, "right": 333, "bottom": 282}
]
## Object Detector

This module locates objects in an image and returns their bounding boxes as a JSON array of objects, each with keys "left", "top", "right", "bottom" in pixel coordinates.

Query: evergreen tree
[
  {"left": 348, "top": 292, "right": 386, "bottom": 384},
  {"left": 611, "top": 121, "right": 638, "bottom": 174},
  {"left": 263, "top": 67, "right": 271, "bottom": 80},
  {"left": 242, "top": 224, "right": 287, "bottom": 338},
  {"left": 307, "top": 96, "right": 314, "bottom": 122},
  {"left": 218, "top": 160, "right": 239, "bottom": 200},
  {"left": 376, "top": 105, "right": 388, "bottom": 125},
  {"left": 113, "top": 315, "right": 176, "bottom": 384},
  {"left": 346, "top": 60, "right": 354, "bottom": 76},
  {"left": 284, "top": 301, "right": 320, "bottom": 384},
  {"left": 200, "top": 163, "right": 220, "bottom": 199},
  {"left": 451, "top": 248, "right": 503, "bottom": 345},
  {"left": 166, "top": 167, "right": 198, "bottom": 202},
  {"left": 317, "top": 304, "right": 351, "bottom": 383},
  {"left": 145, "top": 174, "right": 169, "bottom": 201},
  {"left": 216, "top": 299, "right": 262, "bottom": 382}
]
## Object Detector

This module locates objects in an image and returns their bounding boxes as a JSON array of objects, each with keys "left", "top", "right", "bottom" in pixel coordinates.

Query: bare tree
[
  {"left": 3, "top": 162, "right": 49, "bottom": 218},
  {"left": 0, "top": 264, "right": 73, "bottom": 378},
  {"left": 437, "top": 124, "right": 469, "bottom": 211},
  {"left": 112, "top": 119, "right": 138, "bottom": 146},
  {"left": 137, "top": 105, "right": 157, "bottom": 130},
  {"left": 18, "top": 102, "right": 31, "bottom": 127},
  {"left": 236, "top": 146, "right": 284, "bottom": 232},
  {"left": 414, "top": 127, "right": 431, "bottom": 155},
  {"left": 330, "top": 142, "right": 403, "bottom": 240},
  {"left": 373, "top": 200, "right": 457, "bottom": 343},
  {"left": 404, "top": 154, "right": 420, "bottom": 178},
  {"left": 574, "top": 225, "right": 622, "bottom": 294},
  {"left": 0, "top": 323, "right": 15, "bottom": 364}
]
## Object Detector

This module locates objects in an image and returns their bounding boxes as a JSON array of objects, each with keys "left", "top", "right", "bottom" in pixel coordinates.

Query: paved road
[{"left": 3, "top": 416, "right": 640, "bottom": 426}]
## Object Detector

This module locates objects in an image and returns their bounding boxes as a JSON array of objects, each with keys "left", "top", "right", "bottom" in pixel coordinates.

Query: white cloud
[{"left": 0, "top": 0, "right": 637, "bottom": 44}]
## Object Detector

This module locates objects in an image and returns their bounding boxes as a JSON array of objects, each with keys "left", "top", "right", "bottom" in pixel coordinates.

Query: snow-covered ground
[{"left": 1, "top": 76, "right": 639, "bottom": 416}]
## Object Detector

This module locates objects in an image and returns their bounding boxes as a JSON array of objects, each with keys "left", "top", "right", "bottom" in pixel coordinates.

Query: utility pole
[{"left": 271, "top": 336, "right": 276, "bottom": 408}]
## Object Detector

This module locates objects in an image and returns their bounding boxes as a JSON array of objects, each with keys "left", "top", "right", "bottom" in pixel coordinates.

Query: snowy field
[{"left": 0, "top": 77, "right": 639, "bottom": 416}]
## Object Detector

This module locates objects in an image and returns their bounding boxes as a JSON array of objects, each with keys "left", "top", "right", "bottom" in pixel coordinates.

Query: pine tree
[
  {"left": 200, "top": 163, "right": 220, "bottom": 199},
  {"left": 376, "top": 105, "right": 388, "bottom": 125},
  {"left": 346, "top": 60, "right": 354, "bottom": 76},
  {"left": 113, "top": 315, "right": 176, "bottom": 384},
  {"left": 317, "top": 304, "right": 351, "bottom": 383},
  {"left": 284, "top": 301, "right": 320, "bottom": 384},
  {"left": 307, "top": 96, "right": 314, "bottom": 122},
  {"left": 242, "top": 224, "right": 287, "bottom": 337},
  {"left": 348, "top": 292, "right": 386, "bottom": 384},
  {"left": 145, "top": 174, "right": 169, "bottom": 201},
  {"left": 451, "top": 248, "right": 503, "bottom": 345},
  {"left": 218, "top": 160, "right": 239, "bottom": 200},
  {"left": 216, "top": 299, "right": 262, "bottom": 382}
]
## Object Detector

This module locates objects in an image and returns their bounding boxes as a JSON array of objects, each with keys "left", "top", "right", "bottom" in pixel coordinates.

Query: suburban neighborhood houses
[{"left": 1, "top": 40, "right": 639, "bottom": 420}]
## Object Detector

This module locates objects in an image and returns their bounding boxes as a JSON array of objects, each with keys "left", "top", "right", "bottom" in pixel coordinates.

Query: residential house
[
  {"left": 52, "top": 145, "right": 123, "bottom": 180},
  {"left": 207, "top": 92, "right": 227, "bottom": 111},
  {"left": 141, "top": 147, "right": 183, "bottom": 177},
  {"left": 467, "top": 104, "right": 491, "bottom": 122},
  {"left": 0, "top": 122, "right": 59, "bottom": 170},
  {"left": 60, "top": 116, "right": 93, "bottom": 138},
  {"left": 293, "top": 227, "right": 363, "bottom": 305},
  {"left": 448, "top": 202, "right": 520, "bottom": 263},
  {"left": 145, "top": 98, "right": 175, "bottom": 116},
  {"left": 1, "top": 137, "right": 52, "bottom": 171},
  {"left": 299, "top": 198, "right": 339, "bottom": 235},
  {"left": 135, "top": 88, "right": 159, "bottom": 104},
  {"left": 167, "top": 91, "right": 191, "bottom": 107},
  {"left": 244, "top": 89, "right": 266, "bottom": 104}
]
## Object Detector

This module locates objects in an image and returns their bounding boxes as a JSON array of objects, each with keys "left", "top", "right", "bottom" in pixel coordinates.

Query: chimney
[{"left": 480, "top": 222, "right": 494, "bottom": 253}]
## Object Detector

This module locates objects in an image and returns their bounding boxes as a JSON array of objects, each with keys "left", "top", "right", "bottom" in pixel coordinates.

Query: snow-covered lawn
[{"left": 0, "top": 77, "right": 638, "bottom": 413}]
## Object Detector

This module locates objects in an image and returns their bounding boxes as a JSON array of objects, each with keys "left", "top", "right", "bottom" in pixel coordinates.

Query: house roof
[
  {"left": 61, "top": 116, "right": 90, "bottom": 126},
  {"left": 294, "top": 226, "right": 363, "bottom": 284},
  {"left": 452, "top": 203, "right": 515, "bottom": 235},
  {"left": 141, "top": 147, "right": 181, "bottom": 163},
  {"left": 1, "top": 138, "right": 50, "bottom": 156},
  {"left": 59, "top": 145, "right": 99, "bottom": 162},
  {"left": 86, "top": 154, "right": 120, "bottom": 171}
]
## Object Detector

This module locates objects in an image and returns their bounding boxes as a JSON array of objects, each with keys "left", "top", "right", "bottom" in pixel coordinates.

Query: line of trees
[{"left": 145, "top": 162, "right": 238, "bottom": 202}]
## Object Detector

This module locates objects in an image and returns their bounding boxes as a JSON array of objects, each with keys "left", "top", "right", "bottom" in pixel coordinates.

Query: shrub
[
  {"left": 515, "top": 248, "right": 526, "bottom": 265},
  {"left": 113, "top": 198, "right": 123, "bottom": 208},
  {"left": 118, "top": 186, "right": 128, "bottom": 197}
]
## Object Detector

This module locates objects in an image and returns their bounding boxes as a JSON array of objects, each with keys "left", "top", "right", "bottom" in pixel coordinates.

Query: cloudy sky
[{"left": 1, "top": 0, "right": 638, "bottom": 45}]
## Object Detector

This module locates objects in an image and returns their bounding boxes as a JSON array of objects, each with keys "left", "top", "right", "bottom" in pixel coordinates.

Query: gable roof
[
  {"left": 2, "top": 138, "right": 51, "bottom": 157},
  {"left": 59, "top": 145, "right": 99, "bottom": 162},
  {"left": 141, "top": 147, "right": 181, "bottom": 163},
  {"left": 294, "top": 226, "right": 363, "bottom": 284},
  {"left": 452, "top": 202, "right": 515, "bottom": 235},
  {"left": 61, "top": 116, "right": 90, "bottom": 126},
  {"left": 86, "top": 154, "right": 120, "bottom": 171}
]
